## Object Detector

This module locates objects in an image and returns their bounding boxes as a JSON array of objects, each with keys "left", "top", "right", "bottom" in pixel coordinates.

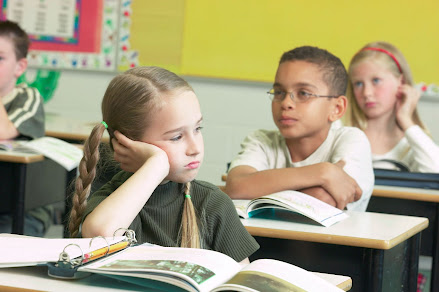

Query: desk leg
[
  {"left": 431, "top": 204, "right": 439, "bottom": 292},
  {"left": 365, "top": 249, "right": 384, "bottom": 291},
  {"left": 12, "top": 164, "right": 27, "bottom": 235},
  {"left": 408, "top": 233, "right": 421, "bottom": 292},
  {"left": 365, "top": 233, "right": 419, "bottom": 292}
]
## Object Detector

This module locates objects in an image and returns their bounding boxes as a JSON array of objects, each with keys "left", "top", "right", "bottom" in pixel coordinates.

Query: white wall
[
  {"left": 44, "top": 70, "right": 115, "bottom": 121},
  {"left": 45, "top": 70, "right": 439, "bottom": 186},
  {"left": 416, "top": 96, "right": 439, "bottom": 141}
]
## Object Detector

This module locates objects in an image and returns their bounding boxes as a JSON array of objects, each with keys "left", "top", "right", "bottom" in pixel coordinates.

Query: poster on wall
[
  {"left": 4, "top": 0, "right": 80, "bottom": 45},
  {"left": 0, "top": 0, "right": 122, "bottom": 71}
]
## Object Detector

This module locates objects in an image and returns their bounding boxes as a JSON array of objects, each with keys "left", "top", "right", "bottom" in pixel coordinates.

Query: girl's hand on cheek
[
  {"left": 395, "top": 84, "right": 420, "bottom": 131},
  {"left": 112, "top": 131, "right": 170, "bottom": 174}
]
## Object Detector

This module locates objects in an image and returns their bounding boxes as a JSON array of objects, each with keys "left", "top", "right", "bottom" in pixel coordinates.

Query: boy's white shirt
[
  {"left": 229, "top": 122, "right": 374, "bottom": 211},
  {"left": 373, "top": 125, "right": 439, "bottom": 173}
]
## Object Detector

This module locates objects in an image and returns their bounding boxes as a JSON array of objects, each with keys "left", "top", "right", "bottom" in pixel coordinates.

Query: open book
[
  {"left": 78, "top": 245, "right": 345, "bottom": 292},
  {"left": 0, "top": 136, "right": 82, "bottom": 171},
  {"left": 233, "top": 190, "right": 348, "bottom": 227},
  {"left": 0, "top": 234, "right": 346, "bottom": 292}
]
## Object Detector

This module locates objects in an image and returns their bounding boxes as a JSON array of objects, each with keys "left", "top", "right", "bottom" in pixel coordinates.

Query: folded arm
[{"left": 225, "top": 161, "right": 361, "bottom": 210}]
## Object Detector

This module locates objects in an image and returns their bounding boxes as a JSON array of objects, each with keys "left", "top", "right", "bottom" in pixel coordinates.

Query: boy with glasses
[{"left": 225, "top": 46, "right": 373, "bottom": 211}]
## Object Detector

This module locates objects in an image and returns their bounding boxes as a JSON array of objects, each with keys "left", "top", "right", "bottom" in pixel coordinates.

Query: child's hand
[
  {"left": 320, "top": 161, "right": 362, "bottom": 210},
  {"left": 112, "top": 131, "right": 169, "bottom": 174},
  {"left": 395, "top": 84, "right": 421, "bottom": 131}
]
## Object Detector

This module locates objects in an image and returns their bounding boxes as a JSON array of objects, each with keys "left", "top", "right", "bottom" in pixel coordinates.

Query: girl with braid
[{"left": 68, "top": 66, "right": 259, "bottom": 265}]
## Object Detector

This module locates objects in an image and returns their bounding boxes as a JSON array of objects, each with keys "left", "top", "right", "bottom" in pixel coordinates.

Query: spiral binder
[{"left": 47, "top": 229, "right": 137, "bottom": 279}]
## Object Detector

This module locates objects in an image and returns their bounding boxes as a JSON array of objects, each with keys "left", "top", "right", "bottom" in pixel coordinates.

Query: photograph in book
[
  {"left": 220, "top": 270, "right": 308, "bottom": 291},
  {"left": 233, "top": 190, "right": 348, "bottom": 227},
  {"left": 79, "top": 245, "right": 345, "bottom": 292},
  {"left": 98, "top": 259, "right": 215, "bottom": 285},
  {"left": 211, "top": 259, "right": 345, "bottom": 292}
]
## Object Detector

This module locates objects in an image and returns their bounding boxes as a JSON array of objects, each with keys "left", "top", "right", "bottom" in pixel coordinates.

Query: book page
[
  {"left": 80, "top": 245, "right": 242, "bottom": 292},
  {"left": 0, "top": 235, "right": 127, "bottom": 267},
  {"left": 0, "top": 140, "right": 38, "bottom": 153},
  {"left": 0, "top": 140, "right": 17, "bottom": 151},
  {"left": 20, "top": 137, "right": 83, "bottom": 171},
  {"left": 212, "top": 259, "right": 344, "bottom": 292},
  {"left": 248, "top": 190, "right": 348, "bottom": 227},
  {"left": 233, "top": 200, "right": 251, "bottom": 218}
]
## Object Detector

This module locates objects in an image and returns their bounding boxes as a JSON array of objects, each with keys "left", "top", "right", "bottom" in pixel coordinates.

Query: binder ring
[
  {"left": 113, "top": 228, "right": 137, "bottom": 245},
  {"left": 59, "top": 243, "right": 84, "bottom": 267},
  {"left": 89, "top": 236, "right": 110, "bottom": 256}
]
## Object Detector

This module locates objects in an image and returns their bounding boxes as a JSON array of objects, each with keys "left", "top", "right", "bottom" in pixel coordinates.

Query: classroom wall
[
  {"left": 45, "top": 70, "right": 439, "bottom": 185},
  {"left": 25, "top": 0, "right": 439, "bottom": 185},
  {"left": 131, "top": 0, "right": 439, "bottom": 85}
]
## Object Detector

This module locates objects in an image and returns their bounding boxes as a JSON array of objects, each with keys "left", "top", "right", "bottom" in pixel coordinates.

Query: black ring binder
[
  {"left": 59, "top": 243, "right": 84, "bottom": 267},
  {"left": 88, "top": 236, "right": 110, "bottom": 256},
  {"left": 47, "top": 229, "right": 137, "bottom": 279},
  {"left": 114, "top": 227, "right": 137, "bottom": 245}
]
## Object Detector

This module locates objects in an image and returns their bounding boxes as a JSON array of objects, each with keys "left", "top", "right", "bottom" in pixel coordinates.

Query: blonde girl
[
  {"left": 68, "top": 66, "right": 258, "bottom": 264},
  {"left": 345, "top": 41, "right": 439, "bottom": 172}
]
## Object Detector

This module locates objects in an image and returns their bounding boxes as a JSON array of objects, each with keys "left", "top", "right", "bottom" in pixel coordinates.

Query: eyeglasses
[{"left": 267, "top": 88, "right": 340, "bottom": 103}]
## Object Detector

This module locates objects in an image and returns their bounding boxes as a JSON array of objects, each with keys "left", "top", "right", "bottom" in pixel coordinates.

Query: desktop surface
[{"left": 242, "top": 210, "right": 428, "bottom": 249}]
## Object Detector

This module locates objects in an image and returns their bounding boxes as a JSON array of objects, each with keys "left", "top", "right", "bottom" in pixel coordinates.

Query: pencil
[{"left": 82, "top": 241, "right": 129, "bottom": 263}]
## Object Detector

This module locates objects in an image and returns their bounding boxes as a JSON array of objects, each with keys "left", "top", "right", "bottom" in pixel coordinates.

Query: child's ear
[
  {"left": 14, "top": 58, "right": 28, "bottom": 78},
  {"left": 328, "top": 95, "right": 347, "bottom": 122},
  {"left": 399, "top": 74, "right": 405, "bottom": 85}
]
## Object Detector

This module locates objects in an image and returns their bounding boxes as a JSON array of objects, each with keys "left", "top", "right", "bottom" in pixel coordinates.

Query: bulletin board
[
  {"left": 129, "top": 0, "right": 439, "bottom": 85},
  {"left": 0, "top": 0, "right": 125, "bottom": 71}
]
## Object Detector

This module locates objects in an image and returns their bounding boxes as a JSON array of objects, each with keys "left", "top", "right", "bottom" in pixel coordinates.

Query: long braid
[
  {"left": 68, "top": 124, "right": 106, "bottom": 237},
  {"left": 179, "top": 182, "right": 200, "bottom": 248}
]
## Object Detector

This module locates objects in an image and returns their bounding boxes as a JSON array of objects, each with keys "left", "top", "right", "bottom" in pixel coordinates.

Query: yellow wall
[
  {"left": 130, "top": 0, "right": 185, "bottom": 73},
  {"left": 131, "top": 0, "right": 439, "bottom": 84}
]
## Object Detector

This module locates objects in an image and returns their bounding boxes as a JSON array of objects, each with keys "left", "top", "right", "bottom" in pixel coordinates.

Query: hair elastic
[
  {"left": 185, "top": 194, "right": 191, "bottom": 199},
  {"left": 361, "top": 47, "right": 402, "bottom": 74},
  {"left": 101, "top": 121, "right": 108, "bottom": 129}
]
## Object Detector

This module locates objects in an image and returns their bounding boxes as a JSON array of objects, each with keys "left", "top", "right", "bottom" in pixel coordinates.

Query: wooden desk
[
  {"left": 0, "top": 151, "right": 74, "bottom": 235},
  {"left": 45, "top": 114, "right": 109, "bottom": 143},
  {"left": 0, "top": 265, "right": 352, "bottom": 291},
  {"left": 373, "top": 185, "right": 439, "bottom": 202},
  {"left": 368, "top": 185, "right": 439, "bottom": 292},
  {"left": 242, "top": 210, "right": 428, "bottom": 292}
]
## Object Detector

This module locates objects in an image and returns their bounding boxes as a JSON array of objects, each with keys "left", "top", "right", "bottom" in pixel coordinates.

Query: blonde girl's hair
[
  {"left": 345, "top": 41, "right": 428, "bottom": 133},
  {"left": 179, "top": 182, "right": 200, "bottom": 248},
  {"left": 69, "top": 67, "right": 201, "bottom": 248}
]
